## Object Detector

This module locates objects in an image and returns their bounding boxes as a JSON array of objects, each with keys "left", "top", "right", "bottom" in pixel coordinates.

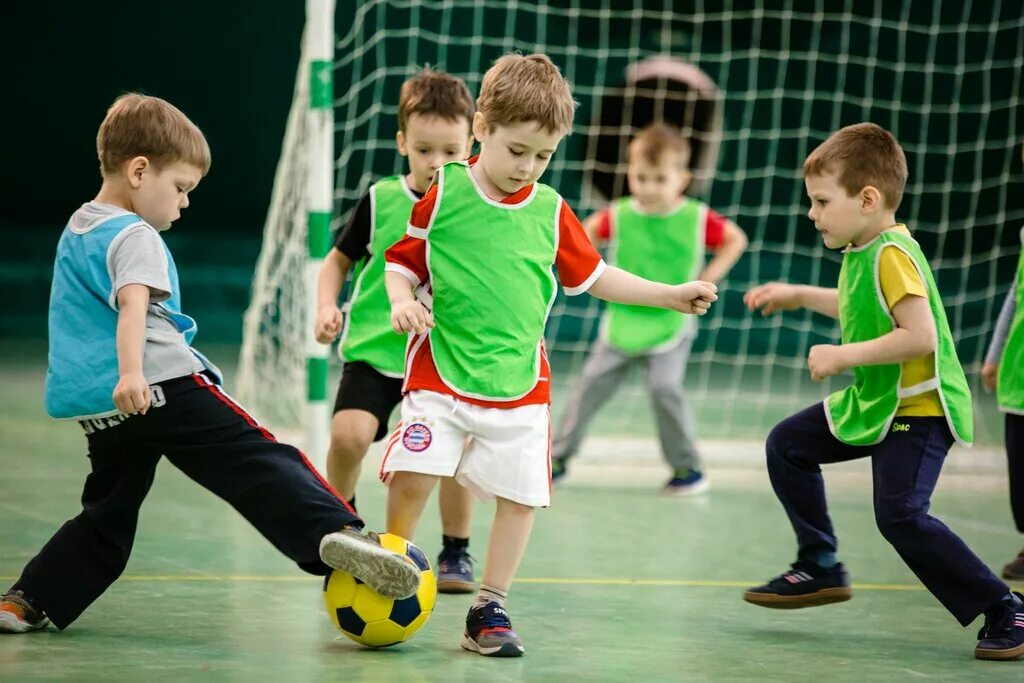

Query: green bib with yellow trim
[{"left": 828, "top": 230, "right": 973, "bottom": 445}]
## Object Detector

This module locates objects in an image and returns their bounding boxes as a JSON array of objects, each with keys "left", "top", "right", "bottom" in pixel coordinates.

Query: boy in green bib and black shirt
[
  {"left": 743, "top": 123, "right": 1023, "bottom": 661},
  {"left": 550, "top": 123, "right": 748, "bottom": 494},
  {"left": 314, "top": 69, "right": 478, "bottom": 593},
  {"left": 383, "top": 53, "right": 718, "bottom": 657}
]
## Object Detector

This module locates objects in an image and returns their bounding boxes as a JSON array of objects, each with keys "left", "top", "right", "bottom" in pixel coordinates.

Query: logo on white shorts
[{"left": 402, "top": 423, "right": 432, "bottom": 452}]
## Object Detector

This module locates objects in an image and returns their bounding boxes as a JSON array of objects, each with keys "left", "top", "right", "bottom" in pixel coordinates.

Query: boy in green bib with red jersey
[
  {"left": 743, "top": 123, "right": 1023, "bottom": 661},
  {"left": 383, "top": 53, "right": 718, "bottom": 657},
  {"left": 982, "top": 196, "right": 1024, "bottom": 580},
  {"left": 314, "top": 69, "right": 478, "bottom": 593},
  {"left": 550, "top": 123, "right": 748, "bottom": 494}
]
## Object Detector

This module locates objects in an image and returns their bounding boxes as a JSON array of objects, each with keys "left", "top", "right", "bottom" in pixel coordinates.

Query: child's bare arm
[
  {"left": 315, "top": 248, "right": 353, "bottom": 344},
  {"left": 113, "top": 284, "right": 151, "bottom": 415},
  {"left": 807, "top": 295, "right": 936, "bottom": 381},
  {"left": 745, "top": 283, "right": 839, "bottom": 319},
  {"left": 587, "top": 265, "right": 717, "bottom": 314},
  {"left": 699, "top": 220, "right": 748, "bottom": 284}
]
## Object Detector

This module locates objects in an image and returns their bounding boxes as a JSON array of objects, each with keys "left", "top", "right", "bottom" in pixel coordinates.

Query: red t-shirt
[
  {"left": 593, "top": 204, "right": 728, "bottom": 248},
  {"left": 385, "top": 165, "right": 605, "bottom": 409}
]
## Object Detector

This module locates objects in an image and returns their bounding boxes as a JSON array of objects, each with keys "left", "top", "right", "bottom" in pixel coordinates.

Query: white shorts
[{"left": 379, "top": 390, "right": 552, "bottom": 507}]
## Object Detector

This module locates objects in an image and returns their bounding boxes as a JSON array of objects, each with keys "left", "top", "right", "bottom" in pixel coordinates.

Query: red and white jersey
[{"left": 385, "top": 161, "right": 605, "bottom": 409}]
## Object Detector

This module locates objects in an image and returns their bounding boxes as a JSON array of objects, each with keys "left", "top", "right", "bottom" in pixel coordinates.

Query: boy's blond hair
[
  {"left": 97, "top": 93, "right": 211, "bottom": 177},
  {"left": 629, "top": 123, "right": 691, "bottom": 167},
  {"left": 476, "top": 53, "right": 576, "bottom": 134},
  {"left": 803, "top": 123, "right": 908, "bottom": 210},
  {"left": 398, "top": 68, "right": 475, "bottom": 132}
]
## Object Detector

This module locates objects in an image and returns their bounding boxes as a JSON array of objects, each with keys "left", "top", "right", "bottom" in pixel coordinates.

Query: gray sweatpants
[{"left": 551, "top": 336, "right": 701, "bottom": 472}]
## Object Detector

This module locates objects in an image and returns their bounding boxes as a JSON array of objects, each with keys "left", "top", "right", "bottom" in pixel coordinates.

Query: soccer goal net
[{"left": 238, "top": 1, "right": 1024, "bottom": 454}]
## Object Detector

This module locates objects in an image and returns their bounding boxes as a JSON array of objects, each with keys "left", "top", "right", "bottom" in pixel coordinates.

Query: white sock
[{"left": 473, "top": 584, "right": 508, "bottom": 608}]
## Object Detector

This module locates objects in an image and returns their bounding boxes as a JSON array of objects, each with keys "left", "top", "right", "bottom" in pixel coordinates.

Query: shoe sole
[
  {"left": 1001, "top": 569, "right": 1024, "bottom": 581},
  {"left": 0, "top": 611, "right": 48, "bottom": 633},
  {"left": 662, "top": 478, "right": 711, "bottom": 496},
  {"left": 437, "top": 578, "right": 476, "bottom": 594},
  {"left": 975, "top": 641, "right": 1024, "bottom": 661},
  {"left": 319, "top": 533, "right": 420, "bottom": 600},
  {"left": 743, "top": 587, "right": 852, "bottom": 609},
  {"left": 461, "top": 635, "right": 524, "bottom": 657}
]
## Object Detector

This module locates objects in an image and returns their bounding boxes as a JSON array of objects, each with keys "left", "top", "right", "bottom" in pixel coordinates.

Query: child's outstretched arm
[
  {"left": 806, "top": 294, "right": 936, "bottom": 381},
  {"left": 587, "top": 266, "right": 718, "bottom": 315},
  {"left": 113, "top": 283, "right": 151, "bottom": 415},
  {"left": 314, "top": 247, "right": 353, "bottom": 344},
  {"left": 700, "top": 220, "right": 748, "bottom": 284},
  {"left": 385, "top": 271, "right": 434, "bottom": 334},
  {"left": 745, "top": 283, "right": 839, "bottom": 318}
]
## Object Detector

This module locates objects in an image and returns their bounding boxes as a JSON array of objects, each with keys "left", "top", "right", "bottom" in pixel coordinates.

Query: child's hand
[
  {"left": 982, "top": 362, "right": 999, "bottom": 391},
  {"left": 668, "top": 281, "right": 718, "bottom": 315},
  {"left": 391, "top": 300, "right": 434, "bottom": 334},
  {"left": 315, "top": 305, "right": 344, "bottom": 344},
  {"left": 808, "top": 344, "right": 848, "bottom": 381},
  {"left": 113, "top": 372, "right": 151, "bottom": 415},
  {"left": 744, "top": 282, "right": 802, "bottom": 316}
]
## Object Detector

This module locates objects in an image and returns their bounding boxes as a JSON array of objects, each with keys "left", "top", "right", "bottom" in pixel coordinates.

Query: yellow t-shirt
[{"left": 876, "top": 225, "right": 943, "bottom": 417}]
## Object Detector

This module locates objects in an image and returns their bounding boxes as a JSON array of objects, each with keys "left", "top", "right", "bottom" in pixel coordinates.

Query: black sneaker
[
  {"left": 743, "top": 561, "right": 852, "bottom": 609},
  {"left": 975, "top": 592, "right": 1024, "bottom": 661},
  {"left": 437, "top": 547, "right": 476, "bottom": 594},
  {"left": 462, "top": 602, "right": 525, "bottom": 657}
]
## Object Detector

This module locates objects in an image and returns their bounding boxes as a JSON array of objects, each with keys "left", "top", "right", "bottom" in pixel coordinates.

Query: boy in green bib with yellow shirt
[
  {"left": 383, "top": 53, "right": 718, "bottom": 657},
  {"left": 313, "top": 69, "right": 478, "bottom": 592},
  {"left": 743, "top": 123, "right": 1023, "bottom": 661}
]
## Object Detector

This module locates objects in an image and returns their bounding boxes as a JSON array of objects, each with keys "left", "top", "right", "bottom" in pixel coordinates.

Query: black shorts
[{"left": 332, "top": 361, "right": 404, "bottom": 442}]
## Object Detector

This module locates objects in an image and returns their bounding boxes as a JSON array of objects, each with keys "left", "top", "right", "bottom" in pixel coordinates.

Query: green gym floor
[{"left": 1, "top": 342, "right": 1022, "bottom": 682}]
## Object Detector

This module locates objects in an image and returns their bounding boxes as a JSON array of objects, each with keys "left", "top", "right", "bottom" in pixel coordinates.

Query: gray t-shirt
[{"left": 70, "top": 202, "right": 206, "bottom": 383}]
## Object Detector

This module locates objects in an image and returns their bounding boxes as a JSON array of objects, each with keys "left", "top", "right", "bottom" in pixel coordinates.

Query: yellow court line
[{"left": 1, "top": 574, "right": 998, "bottom": 591}]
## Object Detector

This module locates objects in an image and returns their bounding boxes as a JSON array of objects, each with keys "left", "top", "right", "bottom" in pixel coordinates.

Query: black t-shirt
[{"left": 333, "top": 183, "right": 424, "bottom": 262}]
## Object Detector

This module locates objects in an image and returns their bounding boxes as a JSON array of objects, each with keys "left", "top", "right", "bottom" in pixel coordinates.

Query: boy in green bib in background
[
  {"left": 982, "top": 143, "right": 1024, "bottom": 580},
  {"left": 382, "top": 53, "right": 718, "bottom": 657},
  {"left": 313, "top": 69, "right": 478, "bottom": 593},
  {"left": 743, "top": 123, "right": 1023, "bottom": 661},
  {"left": 550, "top": 123, "right": 748, "bottom": 494}
]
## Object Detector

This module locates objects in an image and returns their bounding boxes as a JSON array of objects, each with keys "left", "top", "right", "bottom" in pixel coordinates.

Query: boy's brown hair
[
  {"left": 803, "top": 123, "right": 908, "bottom": 210},
  {"left": 629, "top": 123, "right": 691, "bottom": 167},
  {"left": 97, "top": 93, "right": 211, "bottom": 177},
  {"left": 476, "top": 53, "right": 576, "bottom": 134},
  {"left": 397, "top": 68, "right": 475, "bottom": 132}
]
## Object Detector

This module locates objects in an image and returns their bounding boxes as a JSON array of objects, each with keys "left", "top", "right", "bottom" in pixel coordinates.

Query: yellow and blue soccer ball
[{"left": 323, "top": 533, "right": 437, "bottom": 647}]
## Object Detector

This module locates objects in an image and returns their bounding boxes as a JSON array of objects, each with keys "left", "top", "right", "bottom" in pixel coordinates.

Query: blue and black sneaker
[
  {"left": 550, "top": 457, "right": 568, "bottom": 483},
  {"left": 976, "top": 592, "right": 1024, "bottom": 661},
  {"left": 663, "top": 468, "right": 710, "bottom": 496},
  {"left": 462, "top": 601, "right": 525, "bottom": 657},
  {"left": 437, "top": 547, "right": 476, "bottom": 594},
  {"left": 743, "top": 560, "right": 852, "bottom": 609}
]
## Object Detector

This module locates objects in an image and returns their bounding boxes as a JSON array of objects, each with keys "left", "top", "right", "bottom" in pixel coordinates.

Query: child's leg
[
  {"left": 10, "top": 419, "right": 162, "bottom": 629},
  {"left": 386, "top": 472, "right": 439, "bottom": 540},
  {"left": 439, "top": 475, "right": 474, "bottom": 539},
  {"left": 645, "top": 337, "right": 701, "bottom": 473},
  {"left": 871, "top": 417, "right": 1009, "bottom": 626},
  {"left": 479, "top": 497, "right": 535, "bottom": 597},
  {"left": 1007, "top": 413, "right": 1024, "bottom": 534},
  {"left": 550, "top": 340, "right": 632, "bottom": 463},
  {"left": 765, "top": 403, "right": 866, "bottom": 560},
  {"left": 153, "top": 376, "right": 361, "bottom": 571},
  {"left": 328, "top": 361, "right": 404, "bottom": 501},
  {"left": 326, "top": 409, "right": 379, "bottom": 500},
  {"left": 379, "top": 390, "right": 473, "bottom": 540}
]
